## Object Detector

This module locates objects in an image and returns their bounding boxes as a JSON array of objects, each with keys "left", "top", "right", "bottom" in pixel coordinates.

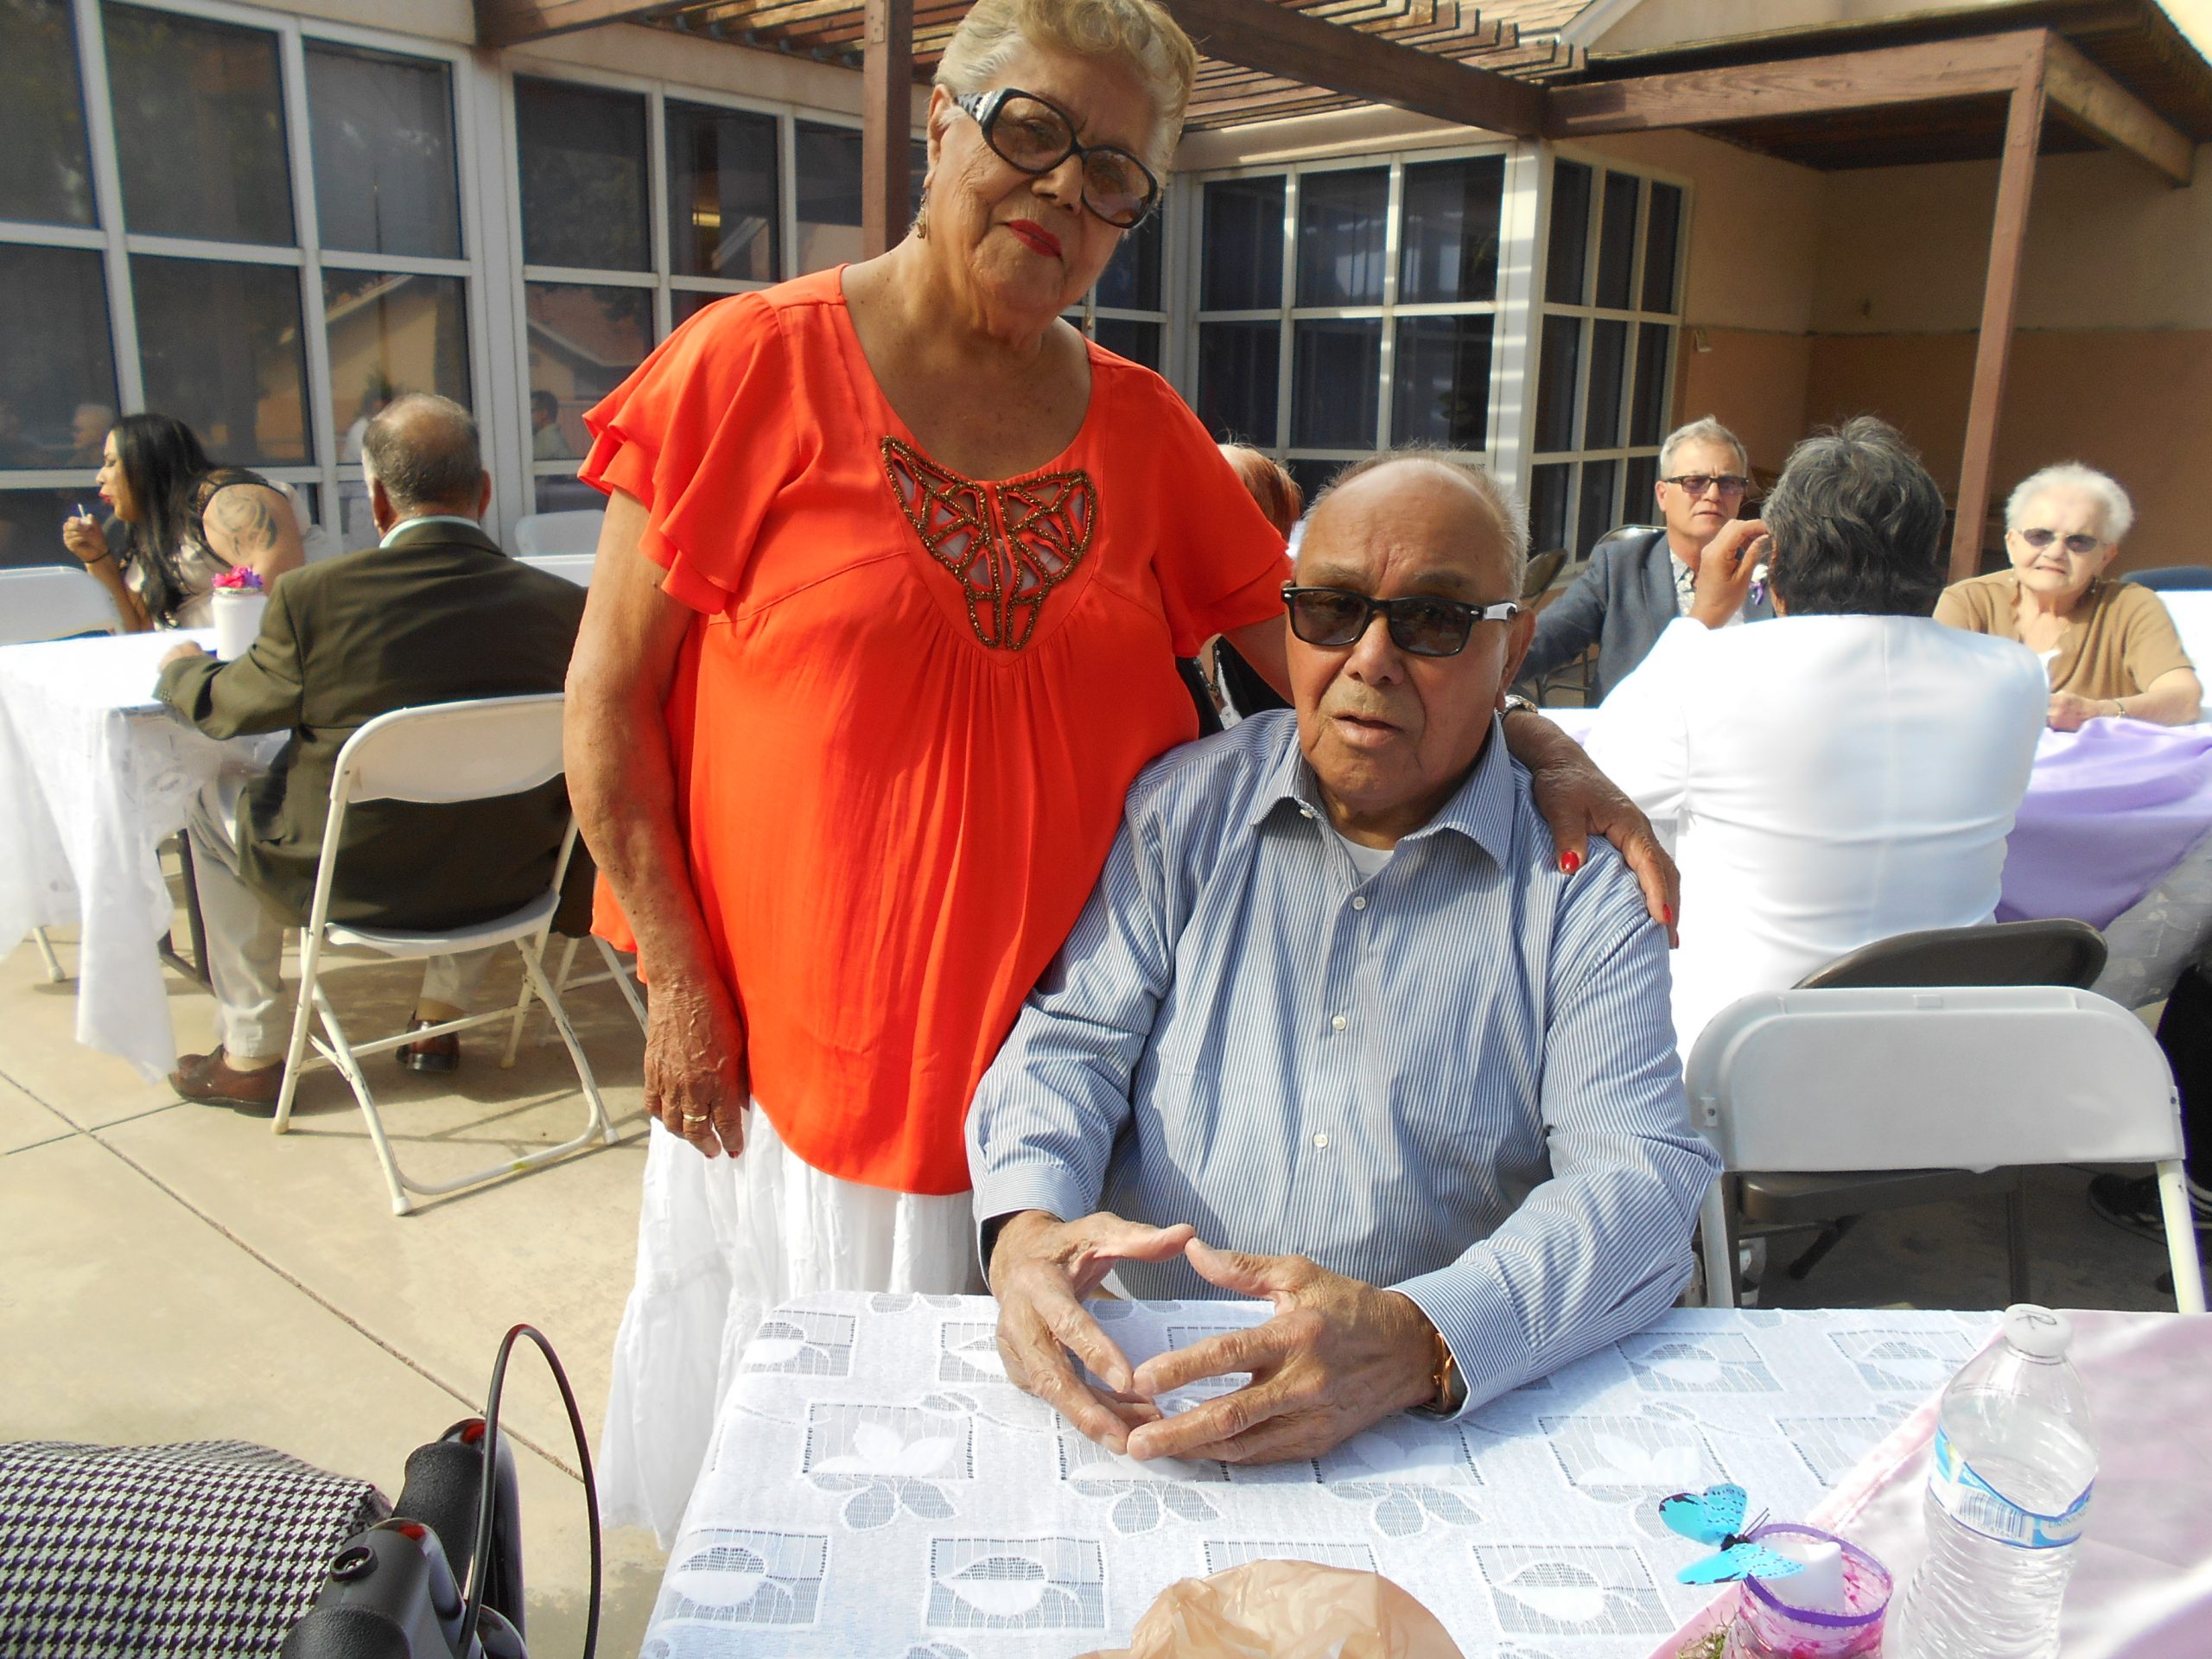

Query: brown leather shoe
[
  {"left": 397, "top": 1021, "right": 461, "bottom": 1074},
  {"left": 170, "top": 1048, "right": 283, "bottom": 1113}
]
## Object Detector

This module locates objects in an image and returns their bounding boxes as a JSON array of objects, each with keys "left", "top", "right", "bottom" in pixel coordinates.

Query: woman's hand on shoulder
[
  {"left": 203, "top": 481, "right": 306, "bottom": 582},
  {"left": 644, "top": 965, "right": 751, "bottom": 1157}
]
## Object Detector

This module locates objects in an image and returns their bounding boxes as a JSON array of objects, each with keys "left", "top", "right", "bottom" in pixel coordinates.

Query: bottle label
[{"left": 1928, "top": 1426, "right": 2092, "bottom": 1548}]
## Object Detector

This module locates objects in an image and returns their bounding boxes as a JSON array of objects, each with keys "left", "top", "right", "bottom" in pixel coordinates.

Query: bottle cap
[{"left": 2002, "top": 1304, "right": 2073, "bottom": 1359}]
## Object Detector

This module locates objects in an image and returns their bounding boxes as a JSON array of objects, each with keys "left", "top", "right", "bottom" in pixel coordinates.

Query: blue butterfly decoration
[{"left": 1656, "top": 1484, "right": 1808, "bottom": 1586}]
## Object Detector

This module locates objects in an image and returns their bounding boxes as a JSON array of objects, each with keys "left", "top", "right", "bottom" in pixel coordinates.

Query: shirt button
[
  {"left": 1351, "top": 895, "right": 1367, "bottom": 911},
  {"left": 1332, "top": 1014, "right": 1348, "bottom": 1031},
  {"left": 1313, "top": 1132, "right": 1330, "bottom": 1150}
]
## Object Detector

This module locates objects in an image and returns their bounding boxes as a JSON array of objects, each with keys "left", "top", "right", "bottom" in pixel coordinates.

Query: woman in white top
[{"left": 1586, "top": 416, "right": 2049, "bottom": 1060}]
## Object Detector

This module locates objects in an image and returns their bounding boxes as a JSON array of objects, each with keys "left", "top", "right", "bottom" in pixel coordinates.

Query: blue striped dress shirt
[{"left": 967, "top": 710, "right": 1720, "bottom": 1414}]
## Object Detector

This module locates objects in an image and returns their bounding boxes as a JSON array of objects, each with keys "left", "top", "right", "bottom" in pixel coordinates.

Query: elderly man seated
[
  {"left": 156, "top": 393, "right": 587, "bottom": 1110},
  {"left": 967, "top": 453, "right": 1719, "bottom": 1465}
]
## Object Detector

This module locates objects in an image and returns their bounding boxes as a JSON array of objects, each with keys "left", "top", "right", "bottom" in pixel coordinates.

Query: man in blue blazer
[{"left": 1517, "top": 417, "right": 1774, "bottom": 703}]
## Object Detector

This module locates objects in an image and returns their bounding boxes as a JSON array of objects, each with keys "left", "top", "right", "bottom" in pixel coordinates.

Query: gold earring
[{"left": 914, "top": 200, "right": 930, "bottom": 238}]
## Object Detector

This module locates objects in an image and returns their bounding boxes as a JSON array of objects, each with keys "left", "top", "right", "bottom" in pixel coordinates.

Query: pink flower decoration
[{"left": 212, "top": 567, "right": 264, "bottom": 592}]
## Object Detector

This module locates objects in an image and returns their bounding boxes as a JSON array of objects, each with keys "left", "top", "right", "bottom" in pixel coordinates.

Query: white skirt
[{"left": 598, "top": 1105, "right": 982, "bottom": 1543}]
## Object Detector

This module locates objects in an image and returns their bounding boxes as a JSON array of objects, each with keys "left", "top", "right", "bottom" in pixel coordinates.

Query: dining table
[{"left": 0, "top": 629, "right": 279, "bottom": 1078}]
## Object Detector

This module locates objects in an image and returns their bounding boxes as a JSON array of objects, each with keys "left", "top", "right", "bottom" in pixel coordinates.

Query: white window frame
[
  {"left": 1522, "top": 144, "right": 1694, "bottom": 558},
  {"left": 0, "top": 0, "right": 494, "bottom": 548},
  {"left": 1173, "top": 138, "right": 1529, "bottom": 490}
]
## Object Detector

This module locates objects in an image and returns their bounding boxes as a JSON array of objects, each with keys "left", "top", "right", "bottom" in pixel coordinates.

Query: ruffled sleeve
[
  {"left": 580, "top": 291, "right": 810, "bottom": 616},
  {"left": 1131, "top": 375, "right": 1292, "bottom": 656}
]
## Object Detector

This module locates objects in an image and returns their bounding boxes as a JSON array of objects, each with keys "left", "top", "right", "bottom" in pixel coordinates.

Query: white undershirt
[{"left": 1322, "top": 816, "right": 1395, "bottom": 880}]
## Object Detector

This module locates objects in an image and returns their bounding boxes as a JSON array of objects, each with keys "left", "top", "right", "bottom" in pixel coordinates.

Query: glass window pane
[
  {"left": 1576, "top": 458, "right": 1619, "bottom": 556},
  {"left": 534, "top": 475, "right": 603, "bottom": 516},
  {"left": 797, "top": 120, "right": 863, "bottom": 274},
  {"left": 0, "top": 487, "right": 91, "bottom": 573},
  {"left": 516, "top": 77, "right": 648, "bottom": 272},
  {"left": 306, "top": 43, "right": 460, "bottom": 260},
  {"left": 1623, "top": 454, "right": 1660, "bottom": 526},
  {"left": 1630, "top": 321, "right": 1674, "bottom": 448},
  {"left": 1, "top": 0, "right": 96, "bottom": 227},
  {"left": 1532, "top": 315, "right": 1581, "bottom": 454},
  {"left": 1291, "top": 319, "right": 1380, "bottom": 448},
  {"left": 1398, "top": 156, "right": 1503, "bottom": 305},
  {"left": 1283, "top": 456, "right": 1341, "bottom": 505},
  {"left": 1296, "top": 168, "right": 1388, "bottom": 308},
  {"left": 1643, "top": 182, "right": 1683, "bottom": 314},
  {"left": 1094, "top": 317, "right": 1160, "bottom": 370},
  {"left": 1529, "top": 463, "right": 1570, "bottom": 555},
  {"left": 104, "top": 3, "right": 292, "bottom": 245},
  {"left": 671, "top": 289, "right": 734, "bottom": 330},
  {"left": 1595, "top": 172, "right": 1641, "bottom": 310},
  {"left": 1544, "top": 159, "right": 1592, "bottom": 308},
  {"left": 909, "top": 137, "right": 928, "bottom": 221},
  {"left": 525, "top": 282, "right": 652, "bottom": 461},
  {"left": 326, "top": 270, "right": 470, "bottom": 549},
  {"left": 131, "top": 255, "right": 309, "bottom": 465},
  {"left": 1391, "top": 315, "right": 1491, "bottom": 450},
  {"left": 1198, "top": 321, "right": 1279, "bottom": 445},
  {"left": 1095, "top": 212, "right": 1161, "bottom": 312},
  {"left": 1583, "top": 318, "right": 1628, "bottom": 450},
  {"left": 0, "top": 245, "right": 118, "bottom": 470},
  {"left": 1201, "top": 176, "right": 1283, "bottom": 311},
  {"left": 667, "top": 99, "right": 779, "bottom": 283}
]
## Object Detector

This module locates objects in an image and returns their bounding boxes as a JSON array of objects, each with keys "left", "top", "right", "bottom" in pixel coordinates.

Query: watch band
[
  {"left": 1415, "top": 1328, "right": 1468, "bottom": 1417},
  {"left": 1501, "top": 693, "right": 1538, "bottom": 719}
]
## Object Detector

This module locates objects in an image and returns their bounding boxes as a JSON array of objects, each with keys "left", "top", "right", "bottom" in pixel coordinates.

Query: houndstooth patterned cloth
[{"left": 0, "top": 1440, "right": 389, "bottom": 1656}]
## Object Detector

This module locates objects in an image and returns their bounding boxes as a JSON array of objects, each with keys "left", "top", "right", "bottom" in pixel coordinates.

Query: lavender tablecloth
[{"left": 1999, "top": 721, "right": 2212, "bottom": 929}]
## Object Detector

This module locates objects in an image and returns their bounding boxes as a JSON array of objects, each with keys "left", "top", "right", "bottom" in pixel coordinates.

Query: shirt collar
[
  {"left": 378, "top": 512, "right": 484, "bottom": 548},
  {"left": 1248, "top": 710, "right": 1518, "bottom": 867}
]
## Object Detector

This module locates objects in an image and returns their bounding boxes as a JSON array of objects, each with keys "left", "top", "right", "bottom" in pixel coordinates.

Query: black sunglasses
[
  {"left": 1281, "top": 585, "right": 1520, "bottom": 658},
  {"left": 953, "top": 87, "right": 1161, "bottom": 229}
]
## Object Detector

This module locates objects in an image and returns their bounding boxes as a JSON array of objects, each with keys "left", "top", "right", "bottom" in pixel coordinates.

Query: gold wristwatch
[{"left": 1416, "top": 1327, "right": 1469, "bottom": 1418}]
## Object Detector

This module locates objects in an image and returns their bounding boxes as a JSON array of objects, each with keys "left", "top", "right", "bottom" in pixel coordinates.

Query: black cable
[{"left": 455, "top": 1324, "right": 601, "bottom": 1659}]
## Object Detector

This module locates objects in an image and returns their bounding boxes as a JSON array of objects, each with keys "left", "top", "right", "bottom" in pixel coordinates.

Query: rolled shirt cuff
[
  {"left": 969, "top": 1167, "right": 1101, "bottom": 1277},
  {"left": 1389, "top": 1257, "right": 1530, "bottom": 1420}
]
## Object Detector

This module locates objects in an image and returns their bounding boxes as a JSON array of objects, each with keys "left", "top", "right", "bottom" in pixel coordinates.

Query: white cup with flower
[{"left": 210, "top": 567, "right": 268, "bottom": 660}]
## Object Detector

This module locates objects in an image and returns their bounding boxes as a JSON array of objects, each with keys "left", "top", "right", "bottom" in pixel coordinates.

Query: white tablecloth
[
  {"left": 639, "top": 1294, "right": 1998, "bottom": 1656},
  {"left": 0, "top": 630, "right": 277, "bottom": 1077}
]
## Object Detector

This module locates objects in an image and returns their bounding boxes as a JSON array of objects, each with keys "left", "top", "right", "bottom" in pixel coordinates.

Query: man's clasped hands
[{"left": 988, "top": 1209, "right": 1444, "bottom": 1465}]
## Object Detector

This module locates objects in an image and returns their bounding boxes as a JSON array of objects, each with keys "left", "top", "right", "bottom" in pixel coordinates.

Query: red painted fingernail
[
  {"left": 1663, "top": 905, "right": 1675, "bottom": 927},
  {"left": 1559, "top": 849, "right": 1581, "bottom": 875}
]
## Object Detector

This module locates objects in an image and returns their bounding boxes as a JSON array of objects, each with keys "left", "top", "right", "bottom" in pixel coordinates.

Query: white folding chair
[
  {"left": 513, "top": 510, "right": 605, "bottom": 559},
  {"left": 517, "top": 553, "right": 595, "bottom": 588},
  {"left": 270, "top": 694, "right": 616, "bottom": 1215},
  {"left": 2152, "top": 590, "right": 2212, "bottom": 683},
  {"left": 1687, "top": 985, "right": 2207, "bottom": 1312},
  {"left": 2, "top": 567, "right": 124, "bottom": 981},
  {"left": 500, "top": 934, "right": 647, "bottom": 1066}
]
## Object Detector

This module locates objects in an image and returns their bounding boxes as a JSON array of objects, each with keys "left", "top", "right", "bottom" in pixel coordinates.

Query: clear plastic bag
[{"left": 1074, "top": 1560, "right": 1465, "bottom": 1659}]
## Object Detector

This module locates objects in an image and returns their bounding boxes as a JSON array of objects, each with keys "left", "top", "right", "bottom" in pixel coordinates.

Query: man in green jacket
[{"left": 156, "top": 393, "right": 588, "bottom": 1110}]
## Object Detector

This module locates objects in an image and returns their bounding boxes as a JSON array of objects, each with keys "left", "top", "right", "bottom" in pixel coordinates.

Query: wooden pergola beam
[
  {"left": 1544, "top": 29, "right": 2044, "bottom": 137},
  {"left": 1156, "top": 0, "right": 1542, "bottom": 134},
  {"left": 2044, "top": 31, "right": 2194, "bottom": 185},
  {"left": 474, "top": 0, "right": 667, "bottom": 48},
  {"left": 1951, "top": 39, "right": 2050, "bottom": 584},
  {"left": 861, "top": 0, "right": 914, "bottom": 257}
]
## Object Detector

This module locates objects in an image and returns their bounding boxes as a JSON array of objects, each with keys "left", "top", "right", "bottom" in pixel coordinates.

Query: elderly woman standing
[
  {"left": 566, "top": 0, "right": 1670, "bottom": 1538},
  {"left": 1936, "top": 462, "right": 2201, "bottom": 729}
]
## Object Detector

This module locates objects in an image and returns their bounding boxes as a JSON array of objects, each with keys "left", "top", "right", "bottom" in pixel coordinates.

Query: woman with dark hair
[
  {"left": 60, "top": 413, "right": 306, "bottom": 629},
  {"left": 1586, "top": 416, "right": 2050, "bottom": 1056}
]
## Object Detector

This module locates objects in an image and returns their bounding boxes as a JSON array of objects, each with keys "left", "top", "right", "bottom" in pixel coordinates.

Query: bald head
[
  {"left": 362, "top": 392, "right": 486, "bottom": 519},
  {"left": 1300, "top": 454, "right": 1528, "bottom": 600}
]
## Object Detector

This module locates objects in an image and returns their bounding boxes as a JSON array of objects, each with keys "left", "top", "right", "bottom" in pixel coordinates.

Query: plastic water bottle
[{"left": 1891, "top": 1305, "right": 2097, "bottom": 1659}]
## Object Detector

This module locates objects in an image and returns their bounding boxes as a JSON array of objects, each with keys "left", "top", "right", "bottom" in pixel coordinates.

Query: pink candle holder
[{"left": 1726, "top": 1524, "right": 1891, "bottom": 1659}]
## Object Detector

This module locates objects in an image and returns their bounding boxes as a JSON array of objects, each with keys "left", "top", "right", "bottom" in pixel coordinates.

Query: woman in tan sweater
[{"left": 1936, "top": 462, "right": 2200, "bottom": 729}]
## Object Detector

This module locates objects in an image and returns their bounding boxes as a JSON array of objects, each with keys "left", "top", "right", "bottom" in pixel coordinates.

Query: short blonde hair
[{"left": 934, "top": 0, "right": 1198, "bottom": 169}]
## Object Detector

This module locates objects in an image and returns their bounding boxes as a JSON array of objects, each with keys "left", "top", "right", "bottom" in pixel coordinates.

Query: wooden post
[
  {"left": 861, "top": 0, "right": 914, "bottom": 258},
  {"left": 1950, "top": 41, "right": 2048, "bottom": 584}
]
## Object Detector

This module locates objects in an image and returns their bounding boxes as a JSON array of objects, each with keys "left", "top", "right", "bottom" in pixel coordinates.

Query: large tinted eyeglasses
[
  {"left": 953, "top": 88, "right": 1161, "bottom": 228},
  {"left": 1281, "top": 585, "right": 1519, "bottom": 659},
  {"left": 1660, "top": 473, "right": 1751, "bottom": 498},
  {"left": 2016, "top": 527, "right": 2105, "bottom": 556}
]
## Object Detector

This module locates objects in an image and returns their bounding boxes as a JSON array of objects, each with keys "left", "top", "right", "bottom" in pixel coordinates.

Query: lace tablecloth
[
  {"left": 639, "top": 1295, "right": 1999, "bottom": 1657},
  {"left": 0, "top": 631, "right": 276, "bottom": 1077}
]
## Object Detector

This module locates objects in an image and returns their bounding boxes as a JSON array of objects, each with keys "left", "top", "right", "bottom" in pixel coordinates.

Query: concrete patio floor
[{"left": 1, "top": 896, "right": 2195, "bottom": 1656}]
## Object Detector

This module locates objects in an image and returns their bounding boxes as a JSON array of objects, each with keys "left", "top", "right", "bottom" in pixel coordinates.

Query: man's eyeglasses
[
  {"left": 953, "top": 88, "right": 1161, "bottom": 229},
  {"left": 1660, "top": 473, "right": 1751, "bottom": 499},
  {"left": 2015, "top": 527, "right": 2105, "bottom": 556},
  {"left": 1281, "top": 584, "right": 1519, "bottom": 659}
]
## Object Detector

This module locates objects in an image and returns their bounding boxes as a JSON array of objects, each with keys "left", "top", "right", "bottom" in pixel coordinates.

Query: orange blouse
[{"left": 582, "top": 269, "right": 1290, "bottom": 1194}]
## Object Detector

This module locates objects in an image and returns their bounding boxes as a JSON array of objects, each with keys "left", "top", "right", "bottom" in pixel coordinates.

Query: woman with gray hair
[
  {"left": 1936, "top": 461, "right": 2201, "bottom": 728},
  {"left": 564, "top": 0, "right": 1671, "bottom": 1537}
]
